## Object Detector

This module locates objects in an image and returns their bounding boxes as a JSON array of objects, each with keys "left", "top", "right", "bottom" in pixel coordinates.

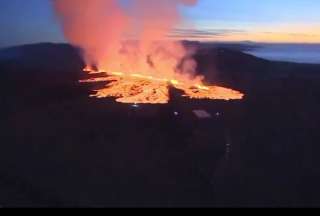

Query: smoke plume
[{"left": 53, "top": 0, "right": 199, "bottom": 81}]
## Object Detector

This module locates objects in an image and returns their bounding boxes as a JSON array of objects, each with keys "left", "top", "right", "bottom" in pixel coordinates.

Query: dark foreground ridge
[{"left": 0, "top": 43, "right": 320, "bottom": 207}]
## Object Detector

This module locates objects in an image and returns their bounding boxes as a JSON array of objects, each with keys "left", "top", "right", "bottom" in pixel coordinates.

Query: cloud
[
  {"left": 168, "top": 27, "right": 320, "bottom": 43},
  {"left": 262, "top": 31, "right": 318, "bottom": 38},
  {"left": 168, "top": 28, "right": 247, "bottom": 39}
]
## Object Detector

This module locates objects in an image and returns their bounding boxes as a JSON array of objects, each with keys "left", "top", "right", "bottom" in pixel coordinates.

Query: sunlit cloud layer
[{"left": 172, "top": 21, "right": 320, "bottom": 43}]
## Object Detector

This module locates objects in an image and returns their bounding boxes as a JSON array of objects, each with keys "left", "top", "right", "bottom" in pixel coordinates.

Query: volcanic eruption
[{"left": 53, "top": 0, "right": 244, "bottom": 104}]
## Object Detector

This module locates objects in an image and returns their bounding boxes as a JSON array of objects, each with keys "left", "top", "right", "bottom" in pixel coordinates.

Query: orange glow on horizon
[{"left": 181, "top": 24, "right": 320, "bottom": 43}]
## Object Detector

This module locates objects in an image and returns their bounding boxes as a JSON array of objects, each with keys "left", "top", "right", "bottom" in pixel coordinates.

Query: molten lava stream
[{"left": 80, "top": 68, "right": 244, "bottom": 104}]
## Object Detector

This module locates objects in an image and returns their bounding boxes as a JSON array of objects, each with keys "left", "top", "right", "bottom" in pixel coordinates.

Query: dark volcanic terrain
[{"left": 1, "top": 43, "right": 320, "bottom": 207}]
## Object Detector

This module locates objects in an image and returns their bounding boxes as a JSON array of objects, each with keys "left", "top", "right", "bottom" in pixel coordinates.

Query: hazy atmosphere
[{"left": 1, "top": 0, "right": 320, "bottom": 48}]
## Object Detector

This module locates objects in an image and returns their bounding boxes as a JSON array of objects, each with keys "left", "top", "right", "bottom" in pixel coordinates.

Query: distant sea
[{"left": 245, "top": 44, "right": 320, "bottom": 64}]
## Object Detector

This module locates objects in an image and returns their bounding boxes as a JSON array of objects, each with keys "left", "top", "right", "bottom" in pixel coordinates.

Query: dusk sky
[{"left": 1, "top": 0, "right": 320, "bottom": 47}]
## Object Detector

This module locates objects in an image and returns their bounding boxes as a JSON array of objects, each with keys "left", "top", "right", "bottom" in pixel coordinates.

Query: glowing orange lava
[{"left": 80, "top": 68, "right": 244, "bottom": 104}]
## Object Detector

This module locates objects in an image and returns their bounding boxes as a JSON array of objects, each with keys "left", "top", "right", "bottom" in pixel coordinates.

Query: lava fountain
[{"left": 54, "top": 0, "right": 244, "bottom": 104}]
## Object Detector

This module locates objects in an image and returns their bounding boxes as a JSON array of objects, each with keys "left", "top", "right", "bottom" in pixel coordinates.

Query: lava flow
[
  {"left": 55, "top": 0, "right": 244, "bottom": 104},
  {"left": 80, "top": 67, "right": 244, "bottom": 104}
]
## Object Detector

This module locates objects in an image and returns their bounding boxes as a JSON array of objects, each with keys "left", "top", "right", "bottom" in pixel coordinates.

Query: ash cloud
[{"left": 53, "top": 0, "right": 200, "bottom": 82}]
